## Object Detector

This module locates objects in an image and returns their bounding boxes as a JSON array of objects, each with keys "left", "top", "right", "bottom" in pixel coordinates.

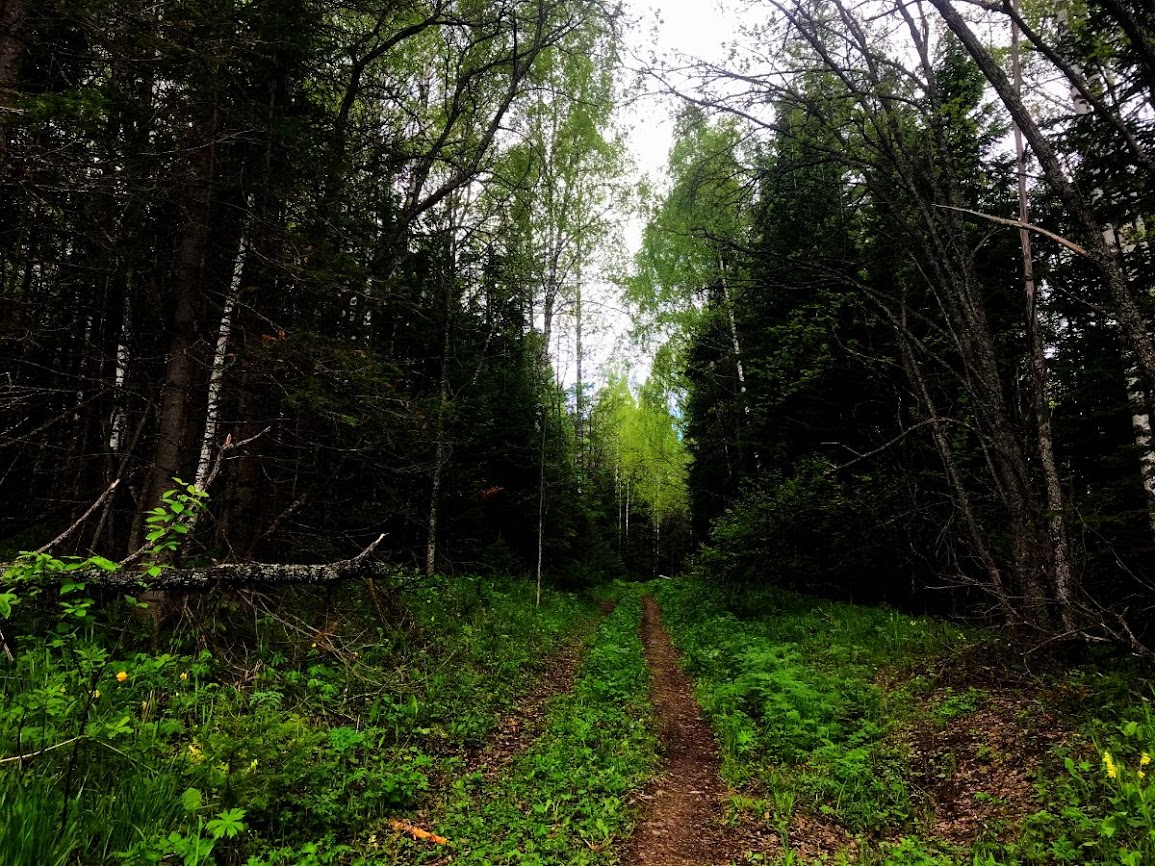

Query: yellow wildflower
[
  {"left": 1104, "top": 751, "right": 1118, "bottom": 779},
  {"left": 1141, "top": 753, "right": 1151, "bottom": 767},
  {"left": 92, "top": 690, "right": 100, "bottom": 700},
  {"left": 116, "top": 671, "right": 127, "bottom": 683},
  {"left": 179, "top": 672, "right": 188, "bottom": 682}
]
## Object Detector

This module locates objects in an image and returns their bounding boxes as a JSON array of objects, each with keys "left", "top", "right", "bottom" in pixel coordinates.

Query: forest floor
[
  {"left": 621, "top": 589, "right": 1074, "bottom": 866},
  {"left": 2, "top": 575, "right": 1154, "bottom": 865},
  {"left": 622, "top": 595, "right": 752, "bottom": 866}
]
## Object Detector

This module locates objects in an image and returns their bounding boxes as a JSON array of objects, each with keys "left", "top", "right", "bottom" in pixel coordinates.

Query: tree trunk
[
  {"left": 194, "top": 231, "right": 246, "bottom": 491},
  {"left": 574, "top": 268, "right": 584, "bottom": 475},
  {"left": 535, "top": 397, "right": 547, "bottom": 608},
  {"left": 931, "top": 0, "right": 1155, "bottom": 395},
  {"left": 426, "top": 244, "right": 455, "bottom": 578},
  {"left": 897, "top": 313, "right": 1017, "bottom": 624},
  {"left": 74, "top": 535, "right": 390, "bottom": 590},
  {"left": 1124, "top": 354, "right": 1155, "bottom": 541},
  {"left": 137, "top": 112, "right": 216, "bottom": 551},
  {"left": 1012, "top": 9, "right": 1078, "bottom": 632},
  {"left": 718, "top": 256, "right": 759, "bottom": 470}
]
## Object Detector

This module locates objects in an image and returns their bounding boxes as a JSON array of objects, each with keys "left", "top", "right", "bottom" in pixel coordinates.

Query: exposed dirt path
[
  {"left": 388, "top": 613, "right": 602, "bottom": 852},
  {"left": 622, "top": 596, "right": 746, "bottom": 866}
]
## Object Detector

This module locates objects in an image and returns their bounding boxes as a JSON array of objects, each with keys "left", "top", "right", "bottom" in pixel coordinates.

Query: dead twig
[{"left": 34, "top": 480, "right": 121, "bottom": 555}]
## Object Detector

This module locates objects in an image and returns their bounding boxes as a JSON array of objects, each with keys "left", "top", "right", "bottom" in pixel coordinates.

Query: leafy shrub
[{"left": 1, "top": 519, "right": 593, "bottom": 864}]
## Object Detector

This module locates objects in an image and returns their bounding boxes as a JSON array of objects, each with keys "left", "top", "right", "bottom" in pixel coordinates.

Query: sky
[{"left": 619, "top": 0, "right": 747, "bottom": 231}]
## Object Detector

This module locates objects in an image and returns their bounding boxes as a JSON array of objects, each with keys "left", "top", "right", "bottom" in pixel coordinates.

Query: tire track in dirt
[
  {"left": 461, "top": 613, "right": 600, "bottom": 781},
  {"left": 399, "top": 607, "right": 605, "bottom": 835},
  {"left": 622, "top": 595, "right": 746, "bottom": 866}
]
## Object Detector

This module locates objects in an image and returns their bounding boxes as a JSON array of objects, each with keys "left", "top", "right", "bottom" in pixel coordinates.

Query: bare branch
[
  {"left": 34, "top": 480, "right": 121, "bottom": 555},
  {"left": 933, "top": 204, "right": 1090, "bottom": 257}
]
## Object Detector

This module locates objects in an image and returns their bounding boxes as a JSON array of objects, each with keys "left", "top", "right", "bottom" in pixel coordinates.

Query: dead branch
[
  {"left": 933, "top": 204, "right": 1090, "bottom": 257},
  {"left": 61, "top": 535, "right": 392, "bottom": 591},
  {"left": 33, "top": 480, "right": 120, "bottom": 555}
]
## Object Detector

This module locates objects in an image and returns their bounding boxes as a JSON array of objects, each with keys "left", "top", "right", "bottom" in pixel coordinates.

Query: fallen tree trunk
[{"left": 78, "top": 535, "right": 396, "bottom": 590}]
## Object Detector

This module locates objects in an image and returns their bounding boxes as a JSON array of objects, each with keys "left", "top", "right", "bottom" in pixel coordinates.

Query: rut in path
[
  {"left": 623, "top": 595, "right": 746, "bottom": 866},
  {"left": 400, "top": 614, "right": 601, "bottom": 835},
  {"left": 461, "top": 614, "right": 599, "bottom": 781}
]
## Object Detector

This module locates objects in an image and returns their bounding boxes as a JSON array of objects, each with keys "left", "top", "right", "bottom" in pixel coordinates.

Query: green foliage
[
  {"left": 114, "top": 804, "right": 248, "bottom": 865},
  {"left": 653, "top": 578, "right": 1155, "bottom": 865},
  {"left": 1000, "top": 703, "right": 1155, "bottom": 865},
  {"left": 696, "top": 458, "right": 844, "bottom": 588},
  {"left": 652, "top": 579, "right": 967, "bottom": 837},
  {"left": 628, "top": 106, "right": 754, "bottom": 352},
  {"left": 591, "top": 372, "right": 689, "bottom": 529},
  {"left": 142, "top": 479, "right": 209, "bottom": 561},
  {"left": 0, "top": 564, "right": 592, "bottom": 864},
  {"left": 379, "top": 587, "right": 659, "bottom": 865}
]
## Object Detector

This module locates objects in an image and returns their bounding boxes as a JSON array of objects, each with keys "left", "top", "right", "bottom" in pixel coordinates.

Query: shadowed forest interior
[{"left": 2, "top": 1, "right": 1155, "bottom": 864}]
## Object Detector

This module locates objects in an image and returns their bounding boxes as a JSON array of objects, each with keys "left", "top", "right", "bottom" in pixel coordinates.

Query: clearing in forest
[{"left": 3, "top": 576, "right": 1153, "bottom": 866}]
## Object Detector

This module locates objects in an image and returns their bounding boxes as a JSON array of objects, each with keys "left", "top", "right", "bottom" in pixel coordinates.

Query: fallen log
[{"left": 67, "top": 534, "right": 396, "bottom": 590}]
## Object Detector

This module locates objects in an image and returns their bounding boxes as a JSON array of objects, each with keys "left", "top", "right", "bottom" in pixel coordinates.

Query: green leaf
[
  {"left": 181, "top": 787, "right": 203, "bottom": 813},
  {"left": 207, "top": 808, "right": 247, "bottom": 839}
]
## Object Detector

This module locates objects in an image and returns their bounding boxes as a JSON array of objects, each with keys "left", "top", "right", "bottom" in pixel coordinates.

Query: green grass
[
  {"left": 368, "top": 586, "right": 659, "bottom": 865},
  {"left": 9, "top": 565, "right": 1153, "bottom": 866},
  {"left": 652, "top": 578, "right": 1155, "bottom": 865},
  {"left": 0, "top": 574, "right": 593, "bottom": 864}
]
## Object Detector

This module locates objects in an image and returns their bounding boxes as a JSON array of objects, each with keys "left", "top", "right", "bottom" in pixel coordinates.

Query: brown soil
[
  {"left": 907, "top": 690, "right": 1065, "bottom": 847},
  {"left": 621, "top": 596, "right": 749, "bottom": 866}
]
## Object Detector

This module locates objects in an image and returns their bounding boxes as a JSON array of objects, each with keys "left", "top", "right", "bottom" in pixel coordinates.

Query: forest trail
[
  {"left": 460, "top": 613, "right": 599, "bottom": 781},
  {"left": 623, "top": 596, "right": 748, "bottom": 866}
]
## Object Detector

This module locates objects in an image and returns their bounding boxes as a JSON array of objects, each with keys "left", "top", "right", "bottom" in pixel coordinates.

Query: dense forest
[
  {"left": 3, "top": 0, "right": 1155, "bottom": 864},
  {"left": 0, "top": 0, "right": 689, "bottom": 586},
  {"left": 630, "top": 0, "right": 1155, "bottom": 651},
  {"left": 3, "top": 0, "right": 1154, "bottom": 646}
]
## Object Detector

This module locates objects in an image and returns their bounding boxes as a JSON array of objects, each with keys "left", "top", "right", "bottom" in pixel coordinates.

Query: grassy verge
[
  {"left": 373, "top": 585, "right": 659, "bottom": 865},
  {"left": 653, "top": 578, "right": 1155, "bottom": 865},
  {"left": 0, "top": 573, "right": 591, "bottom": 865}
]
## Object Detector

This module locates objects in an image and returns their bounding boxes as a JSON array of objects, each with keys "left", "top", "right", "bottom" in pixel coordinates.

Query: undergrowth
[
  {"left": 653, "top": 578, "right": 1155, "bottom": 866},
  {"left": 0, "top": 564, "right": 590, "bottom": 865},
  {"left": 374, "top": 586, "right": 659, "bottom": 865}
]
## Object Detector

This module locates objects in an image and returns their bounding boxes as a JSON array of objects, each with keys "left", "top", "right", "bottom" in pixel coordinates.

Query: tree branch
[
  {"left": 933, "top": 204, "right": 1090, "bottom": 257},
  {"left": 79, "top": 535, "right": 393, "bottom": 590}
]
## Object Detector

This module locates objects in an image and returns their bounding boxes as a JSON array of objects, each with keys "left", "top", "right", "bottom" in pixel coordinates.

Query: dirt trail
[
  {"left": 623, "top": 596, "right": 745, "bottom": 866},
  {"left": 462, "top": 619, "right": 594, "bottom": 780}
]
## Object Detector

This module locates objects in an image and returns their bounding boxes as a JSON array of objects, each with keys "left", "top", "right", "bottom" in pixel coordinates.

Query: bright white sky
[{"left": 619, "top": 0, "right": 748, "bottom": 225}]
